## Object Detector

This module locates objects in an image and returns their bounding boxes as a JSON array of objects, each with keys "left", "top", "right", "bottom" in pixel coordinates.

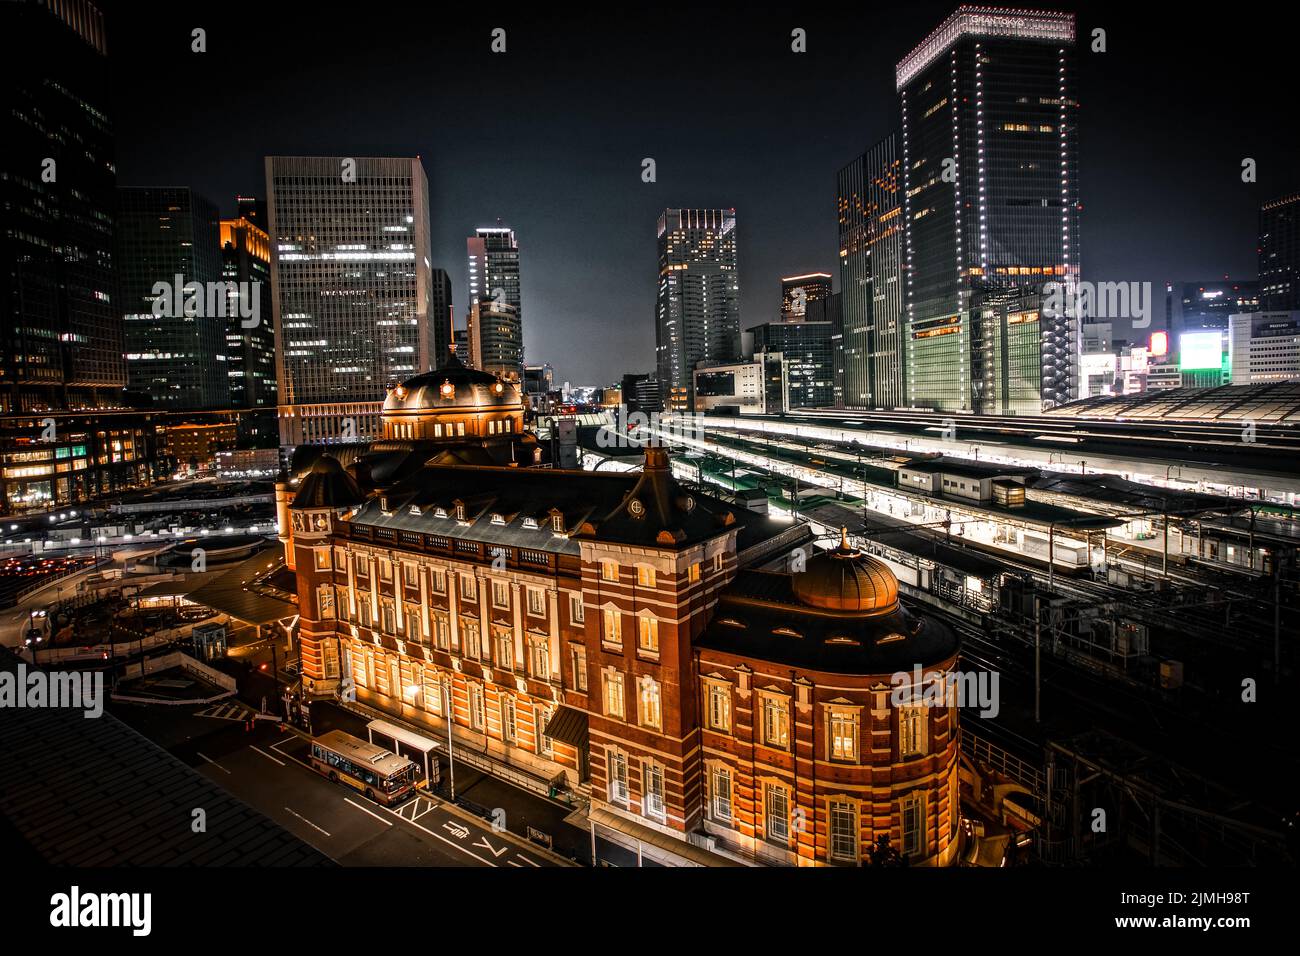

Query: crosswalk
[{"left": 196, "top": 700, "right": 250, "bottom": 721}]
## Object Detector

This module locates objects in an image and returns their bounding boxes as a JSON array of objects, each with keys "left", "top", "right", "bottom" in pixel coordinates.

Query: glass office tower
[
  {"left": 655, "top": 208, "right": 740, "bottom": 411},
  {"left": 266, "top": 156, "right": 433, "bottom": 444},
  {"left": 116, "top": 187, "right": 229, "bottom": 410},
  {"left": 897, "top": 6, "right": 1079, "bottom": 412},
  {"left": 837, "top": 134, "right": 905, "bottom": 409},
  {"left": 221, "top": 214, "right": 276, "bottom": 409},
  {"left": 1260, "top": 194, "right": 1300, "bottom": 312},
  {"left": 466, "top": 225, "right": 523, "bottom": 379},
  {"left": 1, "top": 0, "right": 123, "bottom": 414}
]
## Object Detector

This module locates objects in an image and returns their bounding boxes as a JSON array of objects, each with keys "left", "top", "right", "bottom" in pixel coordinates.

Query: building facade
[
  {"left": 266, "top": 156, "right": 433, "bottom": 445},
  {"left": 1, "top": 0, "right": 123, "bottom": 415},
  {"left": 430, "top": 268, "right": 455, "bottom": 367},
  {"left": 281, "top": 359, "right": 961, "bottom": 865},
  {"left": 1229, "top": 311, "right": 1300, "bottom": 385},
  {"left": 837, "top": 134, "right": 905, "bottom": 409},
  {"left": 693, "top": 355, "right": 788, "bottom": 416},
  {"left": 220, "top": 215, "right": 277, "bottom": 410},
  {"left": 780, "top": 273, "right": 833, "bottom": 321},
  {"left": 466, "top": 226, "right": 522, "bottom": 380},
  {"left": 1174, "top": 280, "right": 1259, "bottom": 335},
  {"left": 655, "top": 209, "right": 741, "bottom": 411},
  {"left": 1260, "top": 194, "right": 1299, "bottom": 313},
  {"left": 116, "top": 187, "right": 229, "bottom": 410},
  {"left": 898, "top": 7, "right": 1079, "bottom": 413},
  {"left": 748, "top": 319, "right": 834, "bottom": 408}
]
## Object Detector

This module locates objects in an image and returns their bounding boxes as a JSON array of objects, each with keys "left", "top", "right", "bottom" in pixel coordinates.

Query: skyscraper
[
  {"left": 116, "top": 187, "right": 229, "bottom": 410},
  {"left": 655, "top": 208, "right": 740, "bottom": 411},
  {"left": 897, "top": 6, "right": 1079, "bottom": 412},
  {"left": 466, "top": 225, "right": 523, "bottom": 380},
  {"left": 220, "top": 213, "right": 276, "bottom": 410},
  {"left": 1, "top": 0, "right": 123, "bottom": 414},
  {"left": 780, "top": 273, "right": 832, "bottom": 321},
  {"left": 266, "top": 156, "right": 433, "bottom": 445},
  {"left": 1260, "top": 194, "right": 1300, "bottom": 312},
  {"left": 466, "top": 299, "right": 522, "bottom": 380},
  {"left": 837, "top": 134, "right": 905, "bottom": 408},
  {"left": 430, "top": 268, "right": 454, "bottom": 365}
]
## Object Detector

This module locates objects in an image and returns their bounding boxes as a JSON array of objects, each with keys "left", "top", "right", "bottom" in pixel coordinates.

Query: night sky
[{"left": 101, "top": 1, "right": 1298, "bottom": 385}]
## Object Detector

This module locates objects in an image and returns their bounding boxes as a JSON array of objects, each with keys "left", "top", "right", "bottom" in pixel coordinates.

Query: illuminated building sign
[
  {"left": 1150, "top": 330, "right": 1169, "bottom": 357},
  {"left": 1179, "top": 332, "right": 1224, "bottom": 371}
]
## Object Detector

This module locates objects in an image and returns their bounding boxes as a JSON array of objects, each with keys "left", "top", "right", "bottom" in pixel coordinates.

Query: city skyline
[{"left": 102, "top": 1, "right": 1298, "bottom": 386}]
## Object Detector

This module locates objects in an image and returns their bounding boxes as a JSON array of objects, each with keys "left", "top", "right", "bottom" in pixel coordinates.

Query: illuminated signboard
[
  {"left": 1178, "top": 332, "right": 1223, "bottom": 371},
  {"left": 1149, "top": 330, "right": 1169, "bottom": 357}
]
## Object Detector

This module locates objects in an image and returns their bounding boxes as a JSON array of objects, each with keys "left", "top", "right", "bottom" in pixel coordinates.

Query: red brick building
[{"left": 279, "top": 356, "right": 961, "bottom": 865}]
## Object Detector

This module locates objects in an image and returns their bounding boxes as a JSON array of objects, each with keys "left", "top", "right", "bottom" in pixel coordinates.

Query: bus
[{"left": 309, "top": 730, "right": 417, "bottom": 805}]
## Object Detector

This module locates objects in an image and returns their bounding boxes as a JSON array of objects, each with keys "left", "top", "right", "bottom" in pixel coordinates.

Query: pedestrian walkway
[{"left": 195, "top": 700, "right": 250, "bottom": 721}]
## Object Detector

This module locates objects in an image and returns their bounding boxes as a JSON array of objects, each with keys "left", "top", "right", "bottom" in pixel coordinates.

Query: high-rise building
[
  {"left": 265, "top": 156, "right": 433, "bottom": 445},
  {"left": 655, "top": 208, "right": 740, "bottom": 411},
  {"left": 453, "top": 327, "right": 469, "bottom": 360},
  {"left": 466, "top": 225, "right": 522, "bottom": 379},
  {"left": 430, "top": 268, "right": 454, "bottom": 365},
  {"left": 1174, "top": 280, "right": 1259, "bottom": 335},
  {"left": 116, "top": 187, "right": 229, "bottom": 410},
  {"left": 1229, "top": 311, "right": 1300, "bottom": 385},
  {"left": 620, "top": 372, "right": 660, "bottom": 415},
  {"left": 837, "top": 134, "right": 905, "bottom": 408},
  {"left": 779, "top": 273, "right": 832, "bottom": 321},
  {"left": 220, "top": 214, "right": 276, "bottom": 410},
  {"left": 806, "top": 292, "right": 845, "bottom": 405},
  {"left": 1, "top": 0, "right": 123, "bottom": 414},
  {"left": 897, "top": 6, "right": 1079, "bottom": 412},
  {"left": 748, "top": 319, "right": 834, "bottom": 408},
  {"left": 1259, "top": 194, "right": 1300, "bottom": 312}
]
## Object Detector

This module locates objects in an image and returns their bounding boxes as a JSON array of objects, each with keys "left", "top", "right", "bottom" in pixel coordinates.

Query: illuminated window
[
  {"left": 765, "top": 784, "right": 790, "bottom": 845},
  {"left": 603, "top": 669, "right": 625, "bottom": 719},
  {"left": 828, "top": 708, "right": 860, "bottom": 762},
  {"left": 688, "top": 562, "right": 701, "bottom": 583},
  {"left": 571, "top": 644, "right": 588, "bottom": 692},
  {"left": 639, "top": 676, "right": 661, "bottom": 730},
  {"left": 899, "top": 705, "right": 928, "bottom": 757},
  {"left": 710, "top": 767, "right": 733, "bottom": 823},
  {"left": 607, "top": 749, "right": 628, "bottom": 804},
  {"left": 600, "top": 559, "right": 619, "bottom": 582},
  {"left": 705, "top": 681, "right": 731, "bottom": 732},
  {"left": 602, "top": 607, "right": 622, "bottom": 647},
  {"left": 569, "top": 593, "right": 585, "bottom": 624},
  {"left": 643, "top": 762, "right": 666, "bottom": 821},
  {"left": 637, "top": 614, "right": 659, "bottom": 656},
  {"left": 636, "top": 565, "right": 656, "bottom": 587},
  {"left": 761, "top": 694, "right": 790, "bottom": 749}
]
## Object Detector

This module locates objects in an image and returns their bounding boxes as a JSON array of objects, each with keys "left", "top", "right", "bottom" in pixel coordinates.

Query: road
[{"left": 131, "top": 710, "right": 557, "bottom": 867}]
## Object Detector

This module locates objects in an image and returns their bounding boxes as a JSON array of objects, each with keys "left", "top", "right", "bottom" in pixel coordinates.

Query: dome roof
[
  {"left": 791, "top": 529, "right": 900, "bottom": 616},
  {"left": 383, "top": 352, "right": 520, "bottom": 413},
  {"left": 290, "top": 455, "right": 366, "bottom": 510}
]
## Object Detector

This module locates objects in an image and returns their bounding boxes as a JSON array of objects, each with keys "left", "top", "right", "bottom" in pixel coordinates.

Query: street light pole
[{"left": 443, "top": 675, "right": 456, "bottom": 800}]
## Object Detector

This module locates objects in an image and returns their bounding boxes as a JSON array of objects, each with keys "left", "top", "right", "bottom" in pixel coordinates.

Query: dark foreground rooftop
[{"left": 0, "top": 648, "right": 331, "bottom": 866}]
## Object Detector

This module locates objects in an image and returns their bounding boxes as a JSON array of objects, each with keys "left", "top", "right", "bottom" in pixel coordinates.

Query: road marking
[
  {"left": 250, "top": 745, "right": 286, "bottom": 766},
  {"left": 284, "top": 806, "right": 331, "bottom": 837},
  {"left": 361, "top": 804, "right": 498, "bottom": 865},
  {"left": 195, "top": 752, "right": 230, "bottom": 774},
  {"left": 443, "top": 821, "right": 470, "bottom": 839},
  {"left": 508, "top": 860, "right": 522, "bottom": 866},
  {"left": 344, "top": 797, "right": 393, "bottom": 826},
  {"left": 516, "top": 854, "right": 540, "bottom": 866},
  {"left": 473, "top": 837, "right": 508, "bottom": 858}
]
